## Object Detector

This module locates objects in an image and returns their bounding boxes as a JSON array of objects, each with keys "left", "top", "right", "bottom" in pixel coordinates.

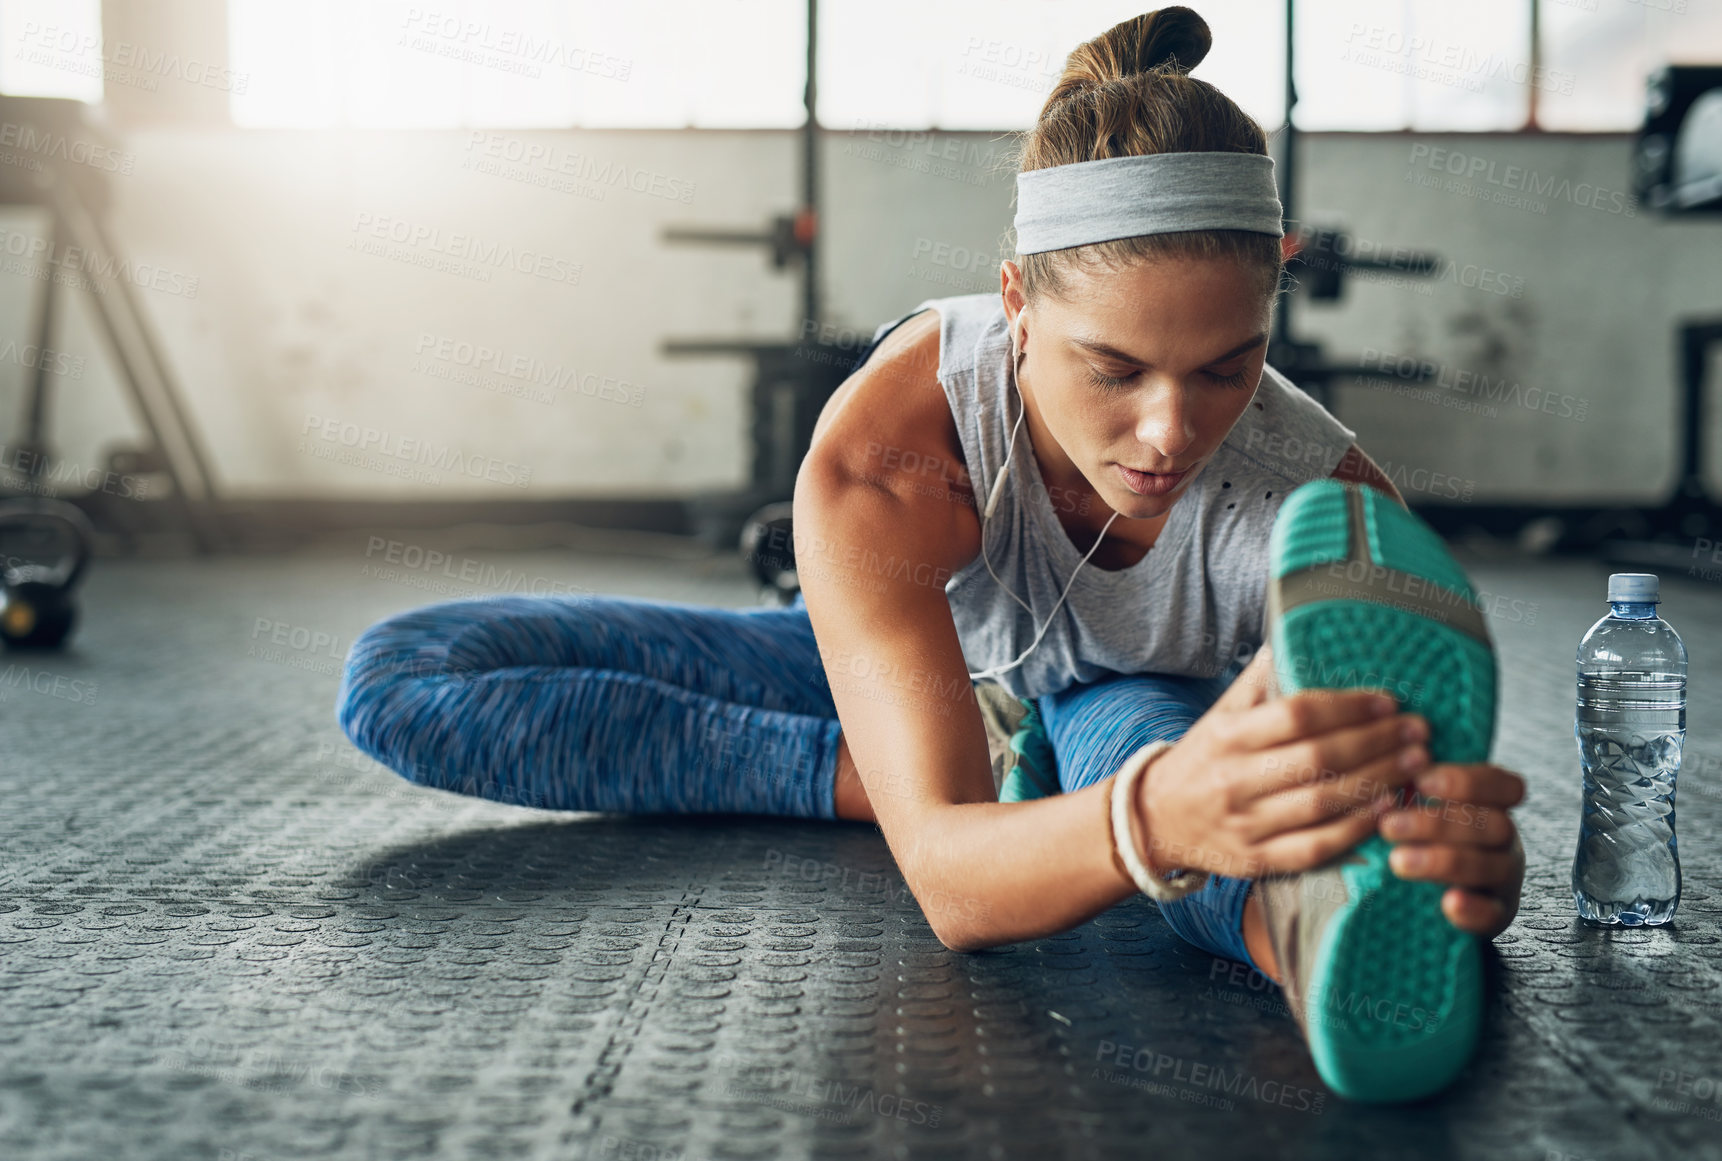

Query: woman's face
[{"left": 1002, "top": 255, "right": 1272, "bottom": 523}]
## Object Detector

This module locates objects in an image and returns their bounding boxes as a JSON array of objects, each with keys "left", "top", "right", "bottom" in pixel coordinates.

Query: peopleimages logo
[
  {"left": 1359, "top": 348, "right": 1588, "bottom": 422},
  {"left": 1094, "top": 1040, "right": 1326, "bottom": 1114},
  {"left": 299, "top": 414, "right": 532, "bottom": 488},
  {"left": 1341, "top": 23, "right": 1576, "bottom": 95},
  {"left": 0, "top": 341, "right": 83, "bottom": 379},
  {"left": 462, "top": 133, "right": 695, "bottom": 204},
  {"left": 16, "top": 22, "right": 250, "bottom": 93},
  {"left": 0, "top": 663, "right": 98, "bottom": 706},
  {"left": 0, "top": 443, "right": 149, "bottom": 498},
  {"left": 0, "top": 226, "right": 198, "bottom": 297},
  {"left": 1406, "top": 144, "right": 1637, "bottom": 217},
  {"left": 719, "top": 1057, "right": 944, "bottom": 1127},
  {"left": 0, "top": 120, "right": 134, "bottom": 174},
  {"left": 413, "top": 333, "right": 646, "bottom": 407},
  {"left": 348, "top": 212, "right": 583, "bottom": 285},
  {"left": 400, "top": 8, "right": 634, "bottom": 80},
  {"left": 359, "top": 536, "right": 595, "bottom": 599},
  {"left": 1242, "top": 428, "right": 1475, "bottom": 501}
]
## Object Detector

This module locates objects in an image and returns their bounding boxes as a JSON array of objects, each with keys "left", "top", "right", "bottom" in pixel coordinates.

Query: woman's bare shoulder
[{"left": 806, "top": 307, "right": 975, "bottom": 510}]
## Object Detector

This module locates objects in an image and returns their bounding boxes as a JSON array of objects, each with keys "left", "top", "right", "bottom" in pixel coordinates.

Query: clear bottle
[{"left": 1572, "top": 572, "right": 1687, "bottom": 925}]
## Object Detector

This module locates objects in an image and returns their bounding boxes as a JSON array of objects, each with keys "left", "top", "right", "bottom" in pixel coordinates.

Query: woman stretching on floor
[{"left": 336, "top": 7, "right": 1526, "bottom": 1103}]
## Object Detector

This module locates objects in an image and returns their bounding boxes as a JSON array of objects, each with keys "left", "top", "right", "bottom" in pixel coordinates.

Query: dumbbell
[{"left": 0, "top": 498, "right": 95, "bottom": 649}]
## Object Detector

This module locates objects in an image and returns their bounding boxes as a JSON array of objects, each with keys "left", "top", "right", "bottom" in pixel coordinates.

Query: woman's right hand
[{"left": 1131, "top": 646, "right": 1432, "bottom": 880}]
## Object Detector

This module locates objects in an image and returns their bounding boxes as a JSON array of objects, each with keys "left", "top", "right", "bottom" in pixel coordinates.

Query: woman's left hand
[{"left": 1376, "top": 762, "right": 1527, "bottom": 939}]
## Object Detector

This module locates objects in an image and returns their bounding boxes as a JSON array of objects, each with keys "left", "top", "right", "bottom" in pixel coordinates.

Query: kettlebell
[
  {"left": 739, "top": 500, "right": 798, "bottom": 605},
  {"left": 0, "top": 498, "right": 95, "bottom": 649}
]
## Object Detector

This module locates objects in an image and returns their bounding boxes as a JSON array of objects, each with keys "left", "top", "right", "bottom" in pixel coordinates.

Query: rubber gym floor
[{"left": 3, "top": 541, "right": 1720, "bottom": 1161}]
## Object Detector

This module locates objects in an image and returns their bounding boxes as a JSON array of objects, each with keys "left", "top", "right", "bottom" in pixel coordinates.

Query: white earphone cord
[{"left": 968, "top": 309, "right": 1119, "bottom": 684}]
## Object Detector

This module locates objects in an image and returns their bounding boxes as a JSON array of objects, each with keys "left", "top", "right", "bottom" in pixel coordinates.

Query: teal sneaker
[
  {"left": 1000, "top": 698, "right": 1059, "bottom": 802},
  {"left": 974, "top": 683, "right": 1059, "bottom": 802},
  {"left": 1261, "top": 477, "right": 1499, "bottom": 1103}
]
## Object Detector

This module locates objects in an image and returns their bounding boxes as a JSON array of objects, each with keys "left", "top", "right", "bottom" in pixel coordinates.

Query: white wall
[
  {"left": 1290, "top": 132, "right": 1722, "bottom": 504},
  {"left": 1, "top": 124, "right": 1717, "bottom": 506}
]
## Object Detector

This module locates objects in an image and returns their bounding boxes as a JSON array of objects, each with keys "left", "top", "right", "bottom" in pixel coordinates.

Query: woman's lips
[{"left": 1115, "top": 463, "right": 1189, "bottom": 496}]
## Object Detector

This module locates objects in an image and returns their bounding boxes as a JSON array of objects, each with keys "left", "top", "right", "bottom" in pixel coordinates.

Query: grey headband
[{"left": 1013, "top": 151, "right": 1284, "bottom": 255}]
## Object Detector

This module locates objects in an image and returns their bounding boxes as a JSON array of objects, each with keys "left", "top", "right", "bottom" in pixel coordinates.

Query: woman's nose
[{"left": 1135, "top": 385, "right": 1197, "bottom": 459}]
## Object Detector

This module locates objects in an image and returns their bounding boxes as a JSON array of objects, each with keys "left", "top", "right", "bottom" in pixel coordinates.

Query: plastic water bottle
[{"left": 1572, "top": 572, "right": 1687, "bottom": 925}]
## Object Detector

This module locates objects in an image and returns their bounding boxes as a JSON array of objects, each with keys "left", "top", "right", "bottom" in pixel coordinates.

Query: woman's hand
[
  {"left": 1132, "top": 646, "right": 1431, "bottom": 881},
  {"left": 1135, "top": 643, "right": 1528, "bottom": 939},
  {"left": 1378, "top": 764, "right": 1527, "bottom": 938}
]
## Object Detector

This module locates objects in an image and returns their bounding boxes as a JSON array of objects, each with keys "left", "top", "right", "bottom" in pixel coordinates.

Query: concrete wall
[
  {"left": 4, "top": 123, "right": 1716, "bottom": 508},
  {"left": 1289, "top": 131, "right": 1721, "bottom": 506}
]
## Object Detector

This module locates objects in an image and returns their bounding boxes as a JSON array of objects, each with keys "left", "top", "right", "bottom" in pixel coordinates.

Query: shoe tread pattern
[{"left": 1269, "top": 479, "right": 1492, "bottom": 1102}]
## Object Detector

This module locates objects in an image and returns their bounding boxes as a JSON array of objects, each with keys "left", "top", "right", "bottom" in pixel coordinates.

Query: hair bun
[
  {"left": 1059, "top": 7, "right": 1212, "bottom": 94},
  {"left": 1134, "top": 7, "right": 1211, "bottom": 76}
]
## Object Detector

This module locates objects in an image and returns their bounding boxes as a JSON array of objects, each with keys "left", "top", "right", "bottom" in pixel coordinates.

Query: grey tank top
[{"left": 866, "top": 292, "right": 1360, "bottom": 701}]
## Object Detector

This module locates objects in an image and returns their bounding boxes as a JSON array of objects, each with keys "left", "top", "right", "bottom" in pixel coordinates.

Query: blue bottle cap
[{"left": 1607, "top": 572, "right": 1659, "bottom": 603}]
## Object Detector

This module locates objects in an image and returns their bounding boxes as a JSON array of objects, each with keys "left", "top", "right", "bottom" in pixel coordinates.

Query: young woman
[{"left": 336, "top": 7, "right": 1526, "bottom": 1103}]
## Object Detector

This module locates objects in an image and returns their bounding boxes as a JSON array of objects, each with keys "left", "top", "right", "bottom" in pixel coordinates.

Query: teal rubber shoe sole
[
  {"left": 1267, "top": 478, "right": 1499, "bottom": 1103},
  {"left": 998, "top": 698, "right": 1060, "bottom": 803}
]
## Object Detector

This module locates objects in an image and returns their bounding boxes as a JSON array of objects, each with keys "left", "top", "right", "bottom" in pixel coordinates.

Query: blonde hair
[{"left": 1012, "top": 6, "right": 1283, "bottom": 305}]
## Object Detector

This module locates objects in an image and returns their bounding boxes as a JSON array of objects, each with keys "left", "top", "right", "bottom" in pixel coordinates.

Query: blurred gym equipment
[
  {"left": 1580, "top": 64, "right": 1722, "bottom": 573},
  {"left": 737, "top": 498, "right": 797, "bottom": 605},
  {"left": 658, "top": 0, "right": 859, "bottom": 550},
  {"left": 0, "top": 96, "right": 222, "bottom": 553},
  {"left": 1385, "top": 62, "right": 1722, "bottom": 564},
  {"left": 0, "top": 496, "right": 94, "bottom": 649},
  {"left": 1266, "top": 1, "right": 1528, "bottom": 439},
  {"left": 1635, "top": 64, "right": 1722, "bottom": 214},
  {"left": 1270, "top": 10, "right": 1722, "bottom": 567},
  {"left": 1270, "top": 220, "right": 1447, "bottom": 413}
]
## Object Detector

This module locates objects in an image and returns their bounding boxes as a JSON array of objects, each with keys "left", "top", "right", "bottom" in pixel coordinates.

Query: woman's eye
[
  {"left": 1085, "top": 367, "right": 1134, "bottom": 390},
  {"left": 1085, "top": 365, "right": 1252, "bottom": 390}
]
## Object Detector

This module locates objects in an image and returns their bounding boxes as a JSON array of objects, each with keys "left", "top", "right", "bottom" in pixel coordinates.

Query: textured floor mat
[{"left": 1, "top": 549, "right": 1720, "bottom": 1160}]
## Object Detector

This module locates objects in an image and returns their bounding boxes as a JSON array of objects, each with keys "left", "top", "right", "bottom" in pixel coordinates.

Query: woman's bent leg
[
  {"left": 1039, "top": 670, "right": 1266, "bottom": 976},
  {"left": 335, "top": 594, "right": 842, "bottom": 819}
]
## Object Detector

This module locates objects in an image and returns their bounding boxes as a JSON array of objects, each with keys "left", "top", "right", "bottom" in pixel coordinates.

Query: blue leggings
[{"left": 335, "top": 592, "right": 1262, "bottom": 973}]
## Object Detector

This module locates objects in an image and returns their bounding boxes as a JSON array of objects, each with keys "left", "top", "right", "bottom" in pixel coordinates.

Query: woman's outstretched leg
[
  {"left": 1038, "top": 669, "right": 1271, "bottom": 979},
  {"left": 335, "top": 593, "right": 843, "bottom": 819}
]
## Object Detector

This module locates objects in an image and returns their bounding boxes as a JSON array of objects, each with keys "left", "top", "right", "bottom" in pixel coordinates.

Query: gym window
[
  {"left": 226, "top": 0, "right": 808, "bottom": 129},
  {"left": 0, "top": 0, "right": 106, "bottom": 104},
  {"left": 819, "top": 0, "right": 1722, "bottom": 134},
  {"left": 2, "top": 1, "right": 1718, "bottom": 132}
]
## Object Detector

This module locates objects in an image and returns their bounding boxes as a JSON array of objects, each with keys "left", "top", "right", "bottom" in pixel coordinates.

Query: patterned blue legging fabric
[{"left": 335, "top": 591, "right": 1262, "bottom": 974}]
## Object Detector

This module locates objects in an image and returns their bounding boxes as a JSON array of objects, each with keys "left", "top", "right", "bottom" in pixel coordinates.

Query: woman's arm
[{"left": 794, "top": 317, "right": 1139, "bottom": 948}]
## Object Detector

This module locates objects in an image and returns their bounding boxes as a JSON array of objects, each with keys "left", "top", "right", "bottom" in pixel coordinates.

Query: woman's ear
[{"left": 1000, "top": 260, "right": 1026, "bottom": 325}]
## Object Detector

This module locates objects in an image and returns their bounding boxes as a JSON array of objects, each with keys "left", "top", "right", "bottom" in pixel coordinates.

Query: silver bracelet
[{"left": 1109, "top": 740, "right": 1210, "bottom": 903}]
